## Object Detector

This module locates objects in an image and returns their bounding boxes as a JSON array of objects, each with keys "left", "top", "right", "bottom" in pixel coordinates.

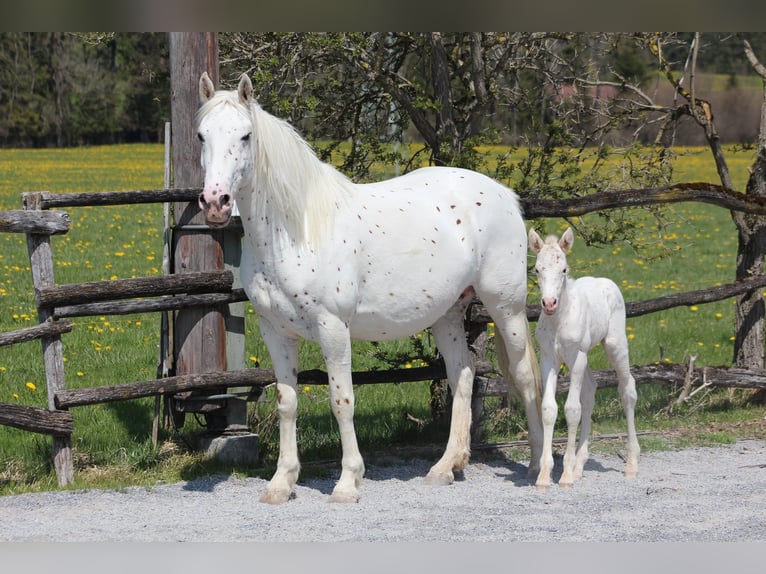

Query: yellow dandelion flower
[
  {"left": 690, "top": 306, "right": 699, "bottom": 312},
  {"left": 25, "top": 382, "right": 36, "bottom": 391}
]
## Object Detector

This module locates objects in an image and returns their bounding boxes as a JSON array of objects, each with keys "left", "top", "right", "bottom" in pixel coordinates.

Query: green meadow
[{"left": 1, "top": 143, "right": 765, "bottom": 493}]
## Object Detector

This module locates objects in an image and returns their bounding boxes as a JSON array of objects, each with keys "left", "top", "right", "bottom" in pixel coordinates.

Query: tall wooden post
[
  {"left": 169, "top": 33, "right": 223, "bottom": 378},
  {"left": 168, "top": 34, "right": 254, "bottom": 459}
]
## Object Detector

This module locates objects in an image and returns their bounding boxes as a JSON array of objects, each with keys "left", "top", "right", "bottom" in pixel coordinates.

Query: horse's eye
[
  {"left": 197, "top": 133, "right": 205, "bottom": 143},
  {"left": 241, "top": 133, "right": 251, "bottom": 142}
]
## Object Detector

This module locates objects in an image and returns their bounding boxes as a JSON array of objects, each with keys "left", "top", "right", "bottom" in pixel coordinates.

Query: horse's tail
[{"left": 495, "top": 319, "right": 542, "bottom": 414}]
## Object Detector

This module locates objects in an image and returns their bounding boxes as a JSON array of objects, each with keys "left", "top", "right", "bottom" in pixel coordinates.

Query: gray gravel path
[{"left": 1, "top": 439, "right": 765, "bottom": 542}]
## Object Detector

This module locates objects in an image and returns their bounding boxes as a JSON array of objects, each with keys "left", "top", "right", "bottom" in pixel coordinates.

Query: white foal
[{"left": 529, "top": 227, "right": 640, "bottom": 489}]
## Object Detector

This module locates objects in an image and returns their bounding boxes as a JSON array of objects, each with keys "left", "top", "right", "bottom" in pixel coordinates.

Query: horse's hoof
[
  {"left": 535, "top": 483, "right": 550, "bottom": 493},
  {"left": 260, "top": 489, "right": 292, "bottom": 504},
  {"left": 424, "top": 470, "right": 454, "bottom": 486},
  {"left": 558, "top": 481, "right": 573, "bottom": 490},
  {"left": 329, "top": 490, "right": 359, "bottom": 503},
  {"left": 625, "top": 469, "right": 638, "bottom": 479}
]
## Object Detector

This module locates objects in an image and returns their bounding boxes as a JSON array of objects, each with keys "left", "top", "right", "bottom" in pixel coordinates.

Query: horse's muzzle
[{"left": 198, "top": 191, "right": 232, "bottom": 227}]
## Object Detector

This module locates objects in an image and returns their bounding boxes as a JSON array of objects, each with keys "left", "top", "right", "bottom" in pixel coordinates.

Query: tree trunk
[
  {"left": 429, "top": 32, "right": 458, "bottom": 166},
  {"left": 732, "top": 147, "right": 766, "bottom": 367},
  {"left": 732, "top": 39, "right": 766, "bottom": 368}
]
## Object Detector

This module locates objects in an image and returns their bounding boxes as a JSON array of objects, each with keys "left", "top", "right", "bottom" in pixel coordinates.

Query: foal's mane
[{"left": 197, "top": 90, "right": 354, "bottom": 245}]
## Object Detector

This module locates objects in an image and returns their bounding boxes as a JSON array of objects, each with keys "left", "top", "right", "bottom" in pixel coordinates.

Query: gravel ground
[{"left": 1, "top": 439, "right": 765, "bottom": 543}]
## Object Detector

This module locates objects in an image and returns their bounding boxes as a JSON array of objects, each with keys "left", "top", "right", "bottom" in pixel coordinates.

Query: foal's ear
[
  {"left": 559, "top": 227, "right": 575, "bottom": 253},
  {"left": 238, "top": 74, "right": 253, "bottom": 105},
  {"left": 199, "top": 72, "right": 216, "bottom": 103},
  {"left": 528, "top": 228, "right": 544, "bottom": 253}
]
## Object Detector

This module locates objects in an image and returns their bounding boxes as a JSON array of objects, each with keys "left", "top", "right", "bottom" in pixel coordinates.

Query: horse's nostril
[
  {"left": 219, "top": 194, "right": 231, "bottom": 208},
  {"left": 198, "top": 193, "right": 208, "bottom": 209}
]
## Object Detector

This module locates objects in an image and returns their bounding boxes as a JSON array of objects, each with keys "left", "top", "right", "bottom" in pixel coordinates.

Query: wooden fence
[{"left": 3, "top": 183, "right": 766, "bottom": 486}]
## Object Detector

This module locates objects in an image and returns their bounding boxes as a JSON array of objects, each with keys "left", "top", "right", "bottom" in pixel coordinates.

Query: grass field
[{"left": 1, "top": 143, "right": 765, "bottom": 494}]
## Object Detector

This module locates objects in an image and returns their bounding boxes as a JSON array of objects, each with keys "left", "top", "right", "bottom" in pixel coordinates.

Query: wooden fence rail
[{"left": 35, "top": 270, "right": 233, "bottom": 308}]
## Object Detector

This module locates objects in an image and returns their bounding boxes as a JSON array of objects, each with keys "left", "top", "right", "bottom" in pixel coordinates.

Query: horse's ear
[
  {"left": 199, "top": 72, "right": 216, "bottom": 103},
  {"left": 559, "top": 227, "right": 574, "bottom": 253},
  {"left": 528, "top": 228, "right": 544, "bottom": 253},
  {"left": 238, "top": 74, "right": 253, "bottom": 105}
]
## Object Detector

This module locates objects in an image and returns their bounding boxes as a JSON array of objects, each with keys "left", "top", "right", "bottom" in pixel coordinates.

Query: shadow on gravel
[{"left": 182, "top": 473, "right": 233, "bottom": 493}]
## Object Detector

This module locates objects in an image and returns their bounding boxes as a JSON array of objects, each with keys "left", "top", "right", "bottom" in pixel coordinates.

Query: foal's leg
[
  {"left": 314, "top": 314, "right": 365, "bottom": 502},
  {"left": 426, "top": 308, "right": 474, "bottom": 485},
  {"left": 259, "top": 320, "right": 302, "bottom": 504},
  {"left": 604, "top": 333, "right": 640, "bottom": 478},
  {"left": 573, "top": 365, "right": 597, "bottom": 480},
  {"left": 560, "top": 350, "right": 588, "bottom": 487}
]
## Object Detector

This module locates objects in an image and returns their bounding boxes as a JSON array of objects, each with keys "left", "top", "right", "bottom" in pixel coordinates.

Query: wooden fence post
[
  {"left": 23, "top": 194, "right": 73, "bottom": 485},
  {"left": 167, "top": 33, "right": 256, "bottom": 461}
]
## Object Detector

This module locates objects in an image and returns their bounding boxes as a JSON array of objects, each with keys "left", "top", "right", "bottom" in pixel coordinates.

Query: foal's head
[{"left": 529, "top": 227, "right": 575, "bottom": 316}]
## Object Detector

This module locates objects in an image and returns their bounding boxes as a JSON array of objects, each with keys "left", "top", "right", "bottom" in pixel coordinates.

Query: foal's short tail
[{"left": 495, "top": 320, "right": 542, "bottom": 415}]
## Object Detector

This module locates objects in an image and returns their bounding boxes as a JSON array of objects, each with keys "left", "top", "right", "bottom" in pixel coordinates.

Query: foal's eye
[
  {"left": 197, "top": 133, "right": 205, "bottom": 143},
  {"left": 241, "top": 133, "right": 251, "bottom": 142}
]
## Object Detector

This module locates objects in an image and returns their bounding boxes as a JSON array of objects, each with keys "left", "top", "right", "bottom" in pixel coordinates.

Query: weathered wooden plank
[
  {"left": 54, "top": 368, "right": 277, "bottom": 408},
  {"left": 0, "top": 320, "right": 73, "bottom": 347},
  {"left": 0, "top": 210, "right": 70, "bottom": 235},
  {"left": 36, "top": 270, "right": 233, "bottom": 308},
  {"left": 22, "top": 188, "right": 200, "bottom": 209},
  {"left": 474, "top": 362, "right": 766, "bottom": 397},
  {"left": 54, "top": 362, "right": 473, "bottom": 409},
  {"left": 0, "top": 403, "right": 73, "bottom": 435},
  {"left": 470, "top": 274, "right": 766, "bottom": 324},
  {"left": 54, "top": 289, "right": 250, "bottom": 318}
]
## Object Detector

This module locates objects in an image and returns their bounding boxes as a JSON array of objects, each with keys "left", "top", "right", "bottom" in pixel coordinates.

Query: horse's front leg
[
  {"left": 560, "top": 350, "right": 587, "bottom": 488},
  {"left": 259, "top": 320, "right": 301, "bottom": 505},
  {"left": 315, "top": 315, "right": 364, "bottom": 503}
]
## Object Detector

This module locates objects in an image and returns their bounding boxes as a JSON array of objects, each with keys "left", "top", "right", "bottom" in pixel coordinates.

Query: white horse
[
  {"left": 195, "top": 72, "right": 543, "bottom": 503},
  {"left": 529, "top": 227, "right": 640, "bottom": 489}
]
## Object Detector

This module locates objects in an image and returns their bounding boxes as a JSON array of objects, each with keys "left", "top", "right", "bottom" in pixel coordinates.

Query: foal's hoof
[
  {"left": 260, "top": 488, "right": 293, "bottom": 505},
  {"left": 558, "top": 481, "right": 574, "bottom": 490},
  {"left": 534, "top": 483, "right": 551, "bottom": 493}
]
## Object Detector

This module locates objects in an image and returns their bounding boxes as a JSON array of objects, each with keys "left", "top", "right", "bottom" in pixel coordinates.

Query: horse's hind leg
[
  {"left": 425, "top": 307, "right": 474, "bottom": 486},
  {"left": 490, "top": 304, "right": 544, "bottom": 481}
]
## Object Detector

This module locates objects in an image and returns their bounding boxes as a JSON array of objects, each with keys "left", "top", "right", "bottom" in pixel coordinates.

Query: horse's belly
[{"left": 349, "top": 307, "right": 444, "bottom": 341}]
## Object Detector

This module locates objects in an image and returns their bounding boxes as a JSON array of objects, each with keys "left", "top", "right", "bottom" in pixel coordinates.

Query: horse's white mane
[{"left": 196, "top": 90, "right": 354, "bottom": 245}]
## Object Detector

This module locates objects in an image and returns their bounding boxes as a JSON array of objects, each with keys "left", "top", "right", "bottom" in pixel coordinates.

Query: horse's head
[
  {"left": 196, "top": 72, "right": 255, "bottom": 228},
  {"left": 529, "top": 227, "right": 574, "bottom": 316}
]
